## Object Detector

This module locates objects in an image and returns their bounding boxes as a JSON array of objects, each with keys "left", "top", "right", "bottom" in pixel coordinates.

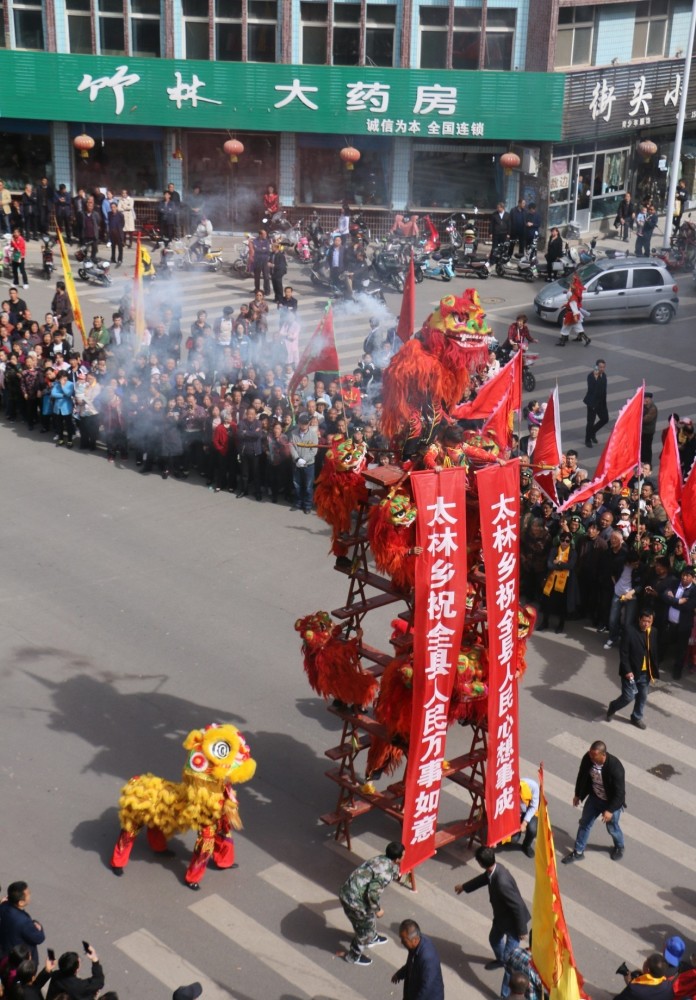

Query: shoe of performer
[
  {"left": 112, "top": 866, "right": 124, "bottom": 876},
  {"left": 187, "top": 881, "right": 201, "bottom": 891},
  {"left": 561, "top": 851, "right": 585, "bottom": 865},
  {"left": 345, "top": 953, "right": 372, "bottom": 966},
  {"left": 584, "top": 337, "right": 591, "bottom": 346},
  {"left": 555, "top": 339, "right": 567, "bottom": 346},
  {"left": 606, "top": 708, "right": 615, "bottom": 721},
  {"left": 630, "top": 717, "right": 647, "bottom": 730},
  {"left": 484, "top": 960, "right": 505, "bottom": 971},
  {"left": 366, "top": 934, "right": 389, "bottom": 947},
  {"left": 610, "top": 846, "right": 624, "bottom": 861}
]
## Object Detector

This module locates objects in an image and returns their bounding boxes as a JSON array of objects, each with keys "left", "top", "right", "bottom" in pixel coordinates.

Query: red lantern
[
  {"left": 74, "top": 134, "right": 95, "bottom": 160},
  {"left": 340, "top": 146, "right": 361, "bottom": 171},
  {"left": 637, "top": 139, "right": 658, "bottom": 162},
  {"left": 500, "top": 151, "right": 521, "bottom": 175},
  {"left": 223, "top": 139, "right": 244, "bottom": 164},
  {"left": 172, "top": 147, "right": 183, "bottom": 161}
]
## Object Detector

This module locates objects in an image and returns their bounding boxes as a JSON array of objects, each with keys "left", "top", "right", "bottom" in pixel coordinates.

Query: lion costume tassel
[{"left": 111, "top": 724, "right": 256, "bottom": 890}]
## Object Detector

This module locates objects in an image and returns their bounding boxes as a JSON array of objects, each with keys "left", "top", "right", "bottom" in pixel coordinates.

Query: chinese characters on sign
[
  {"left": 401, "top": 468, "right": 469, "bottom": 874},
  {"left": 73, "top": 66, "right": 485, "bottom": 135},
  {"left": 477, "top": 461, "right": 522, "bottom": 846},
  {"left": 588, "top": 70, "right": 680, "bottom": 130}
]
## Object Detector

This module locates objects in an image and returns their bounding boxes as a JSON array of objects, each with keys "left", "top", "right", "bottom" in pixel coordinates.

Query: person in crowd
[
  {"left": 562, "top": 740, "right": 626, "bottom": 865},
  {"left": 663, "top": 564, "right": 696, "bottom": 679},
  {"left": 509, "top": 198, "right": 527, "bottom": 256},
  {"left": 10, "top": 230, "right": 28, "bottom": 289},
  {"left": 614, "top": 192, "right": 635, "bottom": 242},
  {"left": 583, "top": 359, "right": 609, "bottom": 449},
  {"left": 252, "top": 229, "right": 272, "bottom": 296},
  {"left": 490, "top": 202, "right": 511, "bottom": 259},
  {"left": 54, "top": 184, "right": 73, "bottom": 243},
  {"left": 107, "top": 201, "right": 125, "bottom": 267},
  {"left": 391, "top": 920, "right": 444, "bottom": 1000},
  {"left": 21, "top": 183, "right": 38, "bottom": 240},
  {"left": 545, "top": 227, "right": 563, "bottom": 280},
  {"left": 456, "top": 846, "right": 530, "bottom": 990},
  {"left": 606, "top": 608, "right": 660, "bottom": 729},
  {"left": 339, "top": 841, "right": 404, "bottom": 967},
  {"left": 0, "top": 882, "right": 45, "bottom": 966},
  {"left": 46, "top": 945, "right": 105, "bottom": 1000},
  {"left": 538, "top": 530, "right": 577, "bottom": 634},
  {"left": 289, "top": 411, "right": 318, "bottom": 514},
  {"left": 0, "top": 179, "right": 12, "bottom": 234}
]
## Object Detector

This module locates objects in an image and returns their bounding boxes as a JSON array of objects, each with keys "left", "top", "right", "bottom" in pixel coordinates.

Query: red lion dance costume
[{"left": 314, "top": 436, "right": 369, "bottom": 560}]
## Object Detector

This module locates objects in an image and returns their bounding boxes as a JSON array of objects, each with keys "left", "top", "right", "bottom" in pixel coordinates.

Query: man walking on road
[
  {"left": 583, "top": 359, "right": 609, "bottom": 449},
  {"left": 455, "top": 846, "right": 530, "bottom": 987},
  {"left": 391, "top": 919, "right": 444, "bottom": 1000},
  {"left": 339, "top": 840, "right": 404, "bottom": 967},
  {"left": 562, "top": 740, "right": 626, "bottom": 864},
  {"left": 607, "top": 610, "right": 659, "bottom": 729}
]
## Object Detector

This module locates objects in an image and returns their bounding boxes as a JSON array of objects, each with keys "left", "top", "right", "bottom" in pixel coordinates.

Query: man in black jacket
[
  {"left": 562, "top": 740, "right": 626, "bottom": 864},
  {"left": 583, "top": 359, "right": 609, "bottom": 448},
  {"left": 391, "top": 920, "right": 444, "bottom": 1000},
  {"left": 663, "top": 565, "right": 696, "bottom": 679},
  {"left": 46, "top": 945, "right": 105, "bottom": 1000},
  {"left": 606, "top": 610, "right": 659, "bottom": 729},
  {"left": 490, "top": 202, "right": 511, "bottom": 260},
  {"left": 455, "top": 847, "right": 530, "bottom": 979}
]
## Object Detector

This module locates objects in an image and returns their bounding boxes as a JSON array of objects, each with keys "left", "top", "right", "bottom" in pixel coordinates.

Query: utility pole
[{"left": 662, "top": 0, "right": 696, "bottom": 248}]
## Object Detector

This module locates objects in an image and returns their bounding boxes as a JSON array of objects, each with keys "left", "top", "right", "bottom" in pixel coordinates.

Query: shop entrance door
[{"left": 574, "top": 162, "right": 594, "bottom": 232}]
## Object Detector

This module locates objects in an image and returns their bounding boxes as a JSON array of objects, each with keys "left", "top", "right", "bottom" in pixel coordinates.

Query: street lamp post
[{"left": 662, "top": 0, "right": 696, "bottom": 248}]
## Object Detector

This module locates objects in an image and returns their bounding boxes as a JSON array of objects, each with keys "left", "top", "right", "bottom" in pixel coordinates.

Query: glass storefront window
[
  {"left": 75, "top": 137, "right": 164, "bottom": 197},
  {"left": 412, "top": 148, "right": 500, "bottom": 209},
  {"left": 548, "top": 157, "right": 571, "bottom": 227},
  {"left": 298, "top": 145, "right": 388, "bottom": 205},
  {"left": 184, "top": 131, "right": 278, "bottom": 227},
  {"left": 0, "top": 128, "right": 51, "bottom": 189}
]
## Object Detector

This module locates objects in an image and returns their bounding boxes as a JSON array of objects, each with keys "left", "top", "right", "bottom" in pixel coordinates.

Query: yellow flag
[
  {"left": 133, "top": 232, "right": 146, "bottom": 349},
  {"left": 532, "top": 766, "right": 586, "bottom": 1000},
  {"left": 55, "top": 227, "right": 86, "bottom": 348}
]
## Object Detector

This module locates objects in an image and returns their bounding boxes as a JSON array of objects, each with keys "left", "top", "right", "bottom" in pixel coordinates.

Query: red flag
[
  {"left": 477, "top": 460, "right": 521, "bottom": 846},
  {"left": 452, "top": 351, "right": 520, "bottom": 421},
  {"left": 510, "top": 348, "right": 524, "bottom": 414},
  {"left": 483, "top": 385, "right": 514, "bottom": 450},
  {"left": 288, "top": 305, "right": 340, "bottom": 401},
  {"left": 680, "top": 459, "right": 696, "bottom": 552},
  {"left": 396, "top": 252, "right": 416, "bottom": 344},
  {"left": 559, "top": 386, "right": 644, "bottom": 512},
  {"left": 400, "top": 468, "right": 469, "bottom": 875},
  {"left": 659, "top": 417, "right": 686, "bottom": 546},
  {"left": 533, "top": 387, "right": 562, "bottom": 505}
]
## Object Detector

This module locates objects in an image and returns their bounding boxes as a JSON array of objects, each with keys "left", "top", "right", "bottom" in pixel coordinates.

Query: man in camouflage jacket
[{"left": 339, "top": 841, "right": 405, "bottom": 966}]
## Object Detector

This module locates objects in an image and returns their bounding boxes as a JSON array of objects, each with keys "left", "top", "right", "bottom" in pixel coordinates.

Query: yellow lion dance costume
[{"left": 111, "top": 723, "right": 256, "bottom": 890}]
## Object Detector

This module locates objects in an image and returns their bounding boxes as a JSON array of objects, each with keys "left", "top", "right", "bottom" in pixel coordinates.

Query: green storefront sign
[{"left": 0, "top": 51, "right": 565, "bottom": 142}]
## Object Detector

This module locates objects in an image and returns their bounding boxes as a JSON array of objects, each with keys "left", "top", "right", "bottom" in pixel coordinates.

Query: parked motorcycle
[
  {"left": 306, "top": 211, "right": 325, "bottom": 250},
  {"left": 454, "top": 256, "right": 490, "bottom": 279},
  {"left": 414, "top": 251, "right": 455, "bottom": 281},
  {"left": 309, "top": 256, "right": 387, "bottom": 303},
  {"left": 75, "top": 246, "right": 111, "bottom": 285},
  {"left": 550, "top": 237, "right": 598, "bottom": 277},
  {"left": 371, "top": 244, "right": 407, "bottom": 292},
  {"left": 349, "top": 211, "right": 371, "bottom": 248},
  {"left": 651, "top": 221, "right": 696, "bottom": 272},
  {"left": 41, "top": 235, "right": 55, "bottom": 278},
  {"left": 261, "top": 208, "right": 291, "bottom": 230},
  {"left": 183, "top": 237, "right": 223, "bottom": 272},
  {"left": 491, "top": 238, "right": 539, "bottom": 281}
]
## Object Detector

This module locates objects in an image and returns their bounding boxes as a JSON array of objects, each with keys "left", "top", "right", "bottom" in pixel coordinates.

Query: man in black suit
[
  {"left": 583, "top": 359, "right": 609, "bottom": 448},
  {"left": 455, "top": 846, "right": 530, "bottom": 985},
  {"left": 663, "top": 564, "right": 696, "bottom": 679},
  {"left": 562, "top": 740, "right": 626, "bottom": 864},
  {"left": 391, "top": 919, "right": 444, "bottom": 1000},
  {"left": 489, "top": 202, "right": 511, "bottom": 260},
  {"left": 327, "top": 235, "right": 346, "bottom": 291},
  {"left": 606, "top": 610, "right": 659, "bottom": 729}
]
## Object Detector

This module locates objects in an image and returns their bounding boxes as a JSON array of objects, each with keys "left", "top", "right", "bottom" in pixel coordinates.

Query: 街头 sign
[{"left": 0, "top": 51, "right": 565, "bottom": 142}]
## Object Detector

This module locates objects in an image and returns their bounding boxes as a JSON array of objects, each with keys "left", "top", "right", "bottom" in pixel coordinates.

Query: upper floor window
[
  {"left": 632, "top": 0, "right": 669, "bottom": 58},
  {"left": 132, "top": 0, "right": 161, "bottom": 56},
  {"left": 12, "top": 0, "right": 44, "bottom": 49},
  {"left": 555, "top": 6, "right": 595, "bottom": 67},
  {"left": 99, "top": 0, "right": 126, "bottom": 55},
  {"left": 420, "top": 6, "right": 515, "bottom": 70},
  {"left": 300, "top": 1, "right": 395, "bottom": 66},
  {"left": 65, "top": 0, "right": 160, "bottom": 55},
  {"left": 182, "top": 0, "right": 276, "bottom": 61}
]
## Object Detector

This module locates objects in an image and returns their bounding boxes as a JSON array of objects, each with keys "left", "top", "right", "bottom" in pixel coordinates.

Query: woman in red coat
[{"left": 10, "top": 229, "right": 28, "bottom": 287}]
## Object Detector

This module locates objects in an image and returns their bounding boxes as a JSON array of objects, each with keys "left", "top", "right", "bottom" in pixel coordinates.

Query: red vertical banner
[
  {"left": 477, "top": 459, "right": 522, "bottom": 846},
  {"left": 401, "top": 467, "right": 469, "bottom": 874}
]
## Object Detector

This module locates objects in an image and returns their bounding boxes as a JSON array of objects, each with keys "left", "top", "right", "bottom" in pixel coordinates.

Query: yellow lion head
[{"left": 182, "top": 724, "right": 256, "bottom": 785}]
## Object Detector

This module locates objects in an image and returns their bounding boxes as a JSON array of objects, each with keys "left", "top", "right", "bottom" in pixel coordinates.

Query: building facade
[{"left": 0, "top": 0, "right": 693, "bottom": 232}]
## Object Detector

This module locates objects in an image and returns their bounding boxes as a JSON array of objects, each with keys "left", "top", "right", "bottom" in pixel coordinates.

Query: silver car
[{"left": 534, "top": 258, "right": 679, "bottom": 325}]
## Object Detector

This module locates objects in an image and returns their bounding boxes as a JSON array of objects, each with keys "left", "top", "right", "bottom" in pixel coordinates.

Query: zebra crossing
[
  {"left": 73, "top": 263, "right": 696, "bottom": 438},
  {"left": 111, "top": 714, "right": 696, "bottom": 1000}
]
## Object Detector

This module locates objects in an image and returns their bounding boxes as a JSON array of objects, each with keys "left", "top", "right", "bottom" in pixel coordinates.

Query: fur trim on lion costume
[{"left": 295, "top": 611, "right": 378, "bottom": 709}]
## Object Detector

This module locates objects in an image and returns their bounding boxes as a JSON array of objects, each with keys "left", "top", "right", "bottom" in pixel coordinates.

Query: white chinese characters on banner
[
  {"left": 77, "top": 65, "right": 141, "bottom": 116},
  {"left": 366, "top": 118, "right": 484, "bottom": 136},
  {"left": 273, "top": 78, "right": 319, "bottom": 110},
  {"left": 587, "top": 71, "right": 684, "bottom": 128},
  {"left": 490, "top": 491, "right": 518, "bottom": 822},
  {"left": 409, "top": 494, "right": 461, "bottom": 846},
  {"left": 167, "top": 72, "right": 223, "bottom": 109}
]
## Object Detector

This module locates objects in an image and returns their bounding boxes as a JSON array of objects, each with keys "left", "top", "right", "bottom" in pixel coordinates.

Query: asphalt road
[{"left": 1, "top": 236, "right": 695, "bottom": 1000}]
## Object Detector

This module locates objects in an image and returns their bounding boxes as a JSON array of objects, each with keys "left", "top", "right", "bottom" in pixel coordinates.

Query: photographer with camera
[{"left": 613, "top": 954, "right": 673, "bottom": 1000}]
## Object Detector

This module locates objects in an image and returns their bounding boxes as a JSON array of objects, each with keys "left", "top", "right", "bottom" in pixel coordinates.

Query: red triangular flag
[
  {"left": 288, "top": 305, "right": 340, "bottom": 401},
  {"left": 659, "top": 417, "right": 686, "bottom": 546},
  {"left": 680, "top": 458, "right": 696, "bottom": 552},
  {"left": 533, "top": 387, "right": 562, "bottom": 505},
  {"left": 396, "top": 252, "right": 416, "bottom": 344},
  {"left": 452, "top": 352, "right": 519, "bottom": 421},
  {"left": 559, "top": 386, "right": 644, "bottom": 511}
]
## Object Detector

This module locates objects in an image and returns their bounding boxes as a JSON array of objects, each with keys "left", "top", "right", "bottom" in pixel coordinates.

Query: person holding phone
[{"left": 46, "top": 944, "right": 105, "bottom": 1000}]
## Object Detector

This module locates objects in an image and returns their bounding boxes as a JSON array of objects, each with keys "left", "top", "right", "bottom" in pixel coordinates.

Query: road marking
[
  {"left": 554, "top": 376, "right": 631, "bottom": 396},
  {"left": 532, "top": 365, "right": 600, "bottom": 383},
  {"left": 191, "top": 893, "right": 374, "bottom": 1000},
  {"left": 601, "top": 710, "right": 696, "bottom": 770},
  {"left": 259, "top": 862, "right": 464, "bottom": 996},
  {"left": 647, "top": 686, "right": 696, "bottom": 724},
  {"left": 517, "top": 756, "right": 696, "bottom": 876},
  {"left": 327, "top": 832, "right": 645, "bottom": 966},
  {"left": 114, "top": 928, "right": 236, "bottom": 999},
  {"left": 559, "top": 395, "right": 696, "bottom": 433},
  {"left": 589, "top": 340, "right": 696, "bottom": 374},
  {"left": 548, "top": 731, "right": 696, "bottom": 815}
]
